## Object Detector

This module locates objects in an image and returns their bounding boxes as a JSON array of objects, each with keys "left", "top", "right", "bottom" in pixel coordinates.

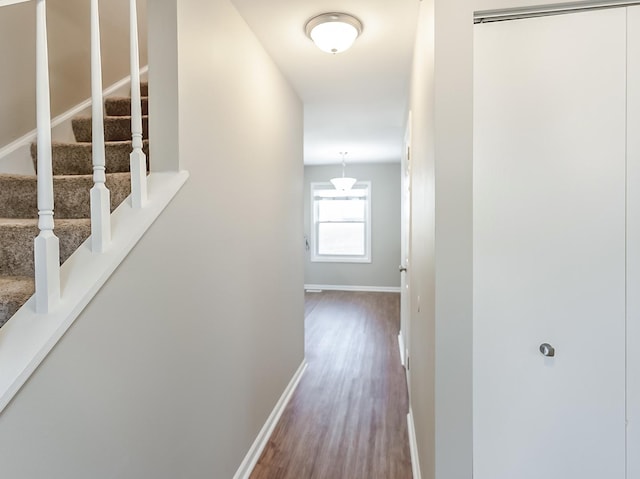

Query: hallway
[{"left": 250, "top": 291, "right": 412, "bottom": 479}]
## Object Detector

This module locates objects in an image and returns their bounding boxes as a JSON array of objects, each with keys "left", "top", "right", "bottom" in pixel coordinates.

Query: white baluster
[
  {"left": 129, "top": 0, "right": 147, "bottom": 208},
  {"left": 34, "top": 0, "right": 60, "bottom": 313},
  {"left": 90, "top": 0, "right": 110, "bottom": 252}
]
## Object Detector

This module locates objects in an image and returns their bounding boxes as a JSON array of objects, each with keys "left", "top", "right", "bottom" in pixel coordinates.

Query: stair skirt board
[
  {"left": 0, "top": 66, "right": 149, "bottom": 175},
  {"left": 233, "top": 360, "right": 308, "bottom": 479},
  {"left": 304, "top": 284, "right": 402, "bottom": 293},
  {"left": 407, "top": 408, "right": 423, "bottom": 479},
  {"left": 0, "top": 171, "right": 189, "bottom": 414}
]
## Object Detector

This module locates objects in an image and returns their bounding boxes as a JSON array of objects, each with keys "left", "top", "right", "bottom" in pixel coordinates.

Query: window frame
[{"left": 310, "top": 181, "right": 372, "bottom": 263}]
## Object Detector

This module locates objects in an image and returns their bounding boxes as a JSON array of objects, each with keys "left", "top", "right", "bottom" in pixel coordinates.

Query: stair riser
[
  {"left": 0, "top": 222, "right": 91, "bottom": 276},
  {"left": 1, "top": 298, "right": 28, "bottom": 327},
  {"left": 0, "top": 277, "right": 35, "bottom": 327},
  {"left": 105, "top": 97, "right": 149, "bottom": 116},
  {"left": 31, "top": 141, "right": 150, "bottom": 175},
  {"left": 72, "top": 117, "right": 149, "bottom": 143},
  {"left": 0, "top": 174, "right": 133, "bottom": 219}
]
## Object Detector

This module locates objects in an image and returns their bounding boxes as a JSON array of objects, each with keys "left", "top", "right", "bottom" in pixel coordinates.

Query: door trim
[{"left": 475, "top": 0, "right": 640, "bottom": 24}]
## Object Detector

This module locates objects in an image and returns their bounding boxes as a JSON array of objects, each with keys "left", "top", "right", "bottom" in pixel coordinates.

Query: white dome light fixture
[{"left": 305, "top": 13, "right": 363, "bottom": 54}]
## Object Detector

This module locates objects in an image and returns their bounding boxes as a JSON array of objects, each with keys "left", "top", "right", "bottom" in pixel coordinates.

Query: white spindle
[
  {"left": 34, "top": 0, "right": 60, "bottom": 313},
  {"left": 90, "top": 0, "right": 110, "bottom": 252},
  {"left": 129, "top": 0, "right": 147, "bottom": 208}
]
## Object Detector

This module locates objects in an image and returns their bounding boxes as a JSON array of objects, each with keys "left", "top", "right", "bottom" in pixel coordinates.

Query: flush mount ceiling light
[
  {"left": 305, "top": 12, "right": 363, "bottom": 54},
  {"left": 330, "top": 152, "right": 357, "bottom": 191}
]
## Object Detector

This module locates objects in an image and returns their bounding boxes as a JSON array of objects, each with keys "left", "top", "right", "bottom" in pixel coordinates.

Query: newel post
[{"left": 34, "top": 0, "right": 60, "bottom": 313}]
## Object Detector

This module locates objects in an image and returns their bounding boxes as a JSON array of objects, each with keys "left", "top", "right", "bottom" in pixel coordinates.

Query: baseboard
[
  {"left": 398, "top": 332, "right": 405, "bottom": 367},
  {"left": 233, "top": 360, "right": 308, "bottom": 479},
  {"left": 304, "top": 284, "right": 401, "bottom": 293},
  {"left": 407, "top": 408, "right": 422, "bottom": 479}
]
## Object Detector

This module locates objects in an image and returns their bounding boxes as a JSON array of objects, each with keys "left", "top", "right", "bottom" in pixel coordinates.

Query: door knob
[
  {"left": 539, "top": 343, "right": 555, "bottom": 357},
  {"left": 399, "top": 265, "right": 407, "bottom": 273}
]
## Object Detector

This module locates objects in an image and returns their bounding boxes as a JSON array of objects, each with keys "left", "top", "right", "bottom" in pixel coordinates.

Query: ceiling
[{"left": 230, "top": 0, "right": 420, "bottom": 165}]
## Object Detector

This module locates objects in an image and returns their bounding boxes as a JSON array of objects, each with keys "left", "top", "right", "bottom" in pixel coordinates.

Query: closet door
[{"left": 473, "top": 8, "right": 626, "bottom": 479}]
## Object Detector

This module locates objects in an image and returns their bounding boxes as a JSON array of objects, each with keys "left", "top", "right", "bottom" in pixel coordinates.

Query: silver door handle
[
  {"left": 539, "top": 343, "right": 555, "bottom": 357},
  {"left": 399, "top": 265, "right": 407, "bottom": 273}
]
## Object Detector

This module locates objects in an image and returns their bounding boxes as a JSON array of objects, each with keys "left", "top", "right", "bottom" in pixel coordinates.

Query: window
[{"left": 310, "top": 182, "right": 371, "bottom": 263}]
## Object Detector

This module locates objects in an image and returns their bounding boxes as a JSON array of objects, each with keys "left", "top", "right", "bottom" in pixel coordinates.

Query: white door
[
  {"left": 474, "top": 8, "right": 627, "bottom": 479},
  {"left": 400, "top": 112, "right": 412, "bottom": 373}
]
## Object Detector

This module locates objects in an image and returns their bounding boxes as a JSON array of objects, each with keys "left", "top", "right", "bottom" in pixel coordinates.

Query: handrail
[
  {"left": 129, "top": 0, "right": 147, "bottom": 208},
  {"left": 90, "top": 0, "right": 111, "bottom": 253},
  {"left": 34, "top": 0, "right": 60, "bottom": 313},
  {"left": 0, "top": 0, "right": 30, "bottom": 7}
]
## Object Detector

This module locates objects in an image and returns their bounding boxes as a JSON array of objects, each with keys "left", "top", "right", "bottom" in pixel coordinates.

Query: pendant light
[
  {"left": 330, "top": 152, "right": 357, "bottom": 191},
  {"left": 305, "top": 13, "right": 363, "bottom": 54}
]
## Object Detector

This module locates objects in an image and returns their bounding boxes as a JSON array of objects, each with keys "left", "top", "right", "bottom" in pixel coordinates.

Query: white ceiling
[{"left": 230, "top": 0, "right": 420, "bottom": 165}]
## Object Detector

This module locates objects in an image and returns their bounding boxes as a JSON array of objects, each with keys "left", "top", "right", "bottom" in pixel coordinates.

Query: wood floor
[{"left": 250, "top": 290, "right": 412, "bottom": 479}]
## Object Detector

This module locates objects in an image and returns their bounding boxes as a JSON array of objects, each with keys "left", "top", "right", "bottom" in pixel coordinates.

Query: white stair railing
[
  {"left": 129, "top": 0, "right": 147, "bottom": 208},
  {"left": 90, "top": 0, "right": 111, "bottom": 253},
  {"left": 13, "top": 0, "right": 148, "bottom": 313},
  {"left": 34, "top": 0, "right": 60, "bottom": 314}
]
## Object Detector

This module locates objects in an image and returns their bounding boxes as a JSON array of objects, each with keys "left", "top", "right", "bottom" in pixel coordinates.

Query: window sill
[{"left": 310, "top": 256, "right": 372, "bottom": 264}]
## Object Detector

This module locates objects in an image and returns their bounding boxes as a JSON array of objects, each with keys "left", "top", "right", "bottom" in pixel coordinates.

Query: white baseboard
[
  {"left": 398, "top": 332, "right": 406, "bottom": 367},
  {"left": 407, "top": 408, "right": 422, "bottom": 479},
  {"left": 304, "top": 284, "right": 401, "bottom": 293},
  {"left": 233, "top": 360, "right": 308, "bottom": 479}
]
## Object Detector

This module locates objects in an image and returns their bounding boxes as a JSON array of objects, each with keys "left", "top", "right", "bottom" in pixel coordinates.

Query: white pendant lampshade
[
  {"left": 305, "top": 13, "right": 363, "bottom": 54},
  {"left": 330, "top": 152, "right": 357, "bottom": 191},
  {"left": 330, "top": 176, "right": 357, "bottom": 191}
]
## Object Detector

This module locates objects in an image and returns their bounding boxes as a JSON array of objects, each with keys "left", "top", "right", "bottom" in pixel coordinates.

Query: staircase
[{"left": 0, "top": 83, "right": 149, "bottom": 328}]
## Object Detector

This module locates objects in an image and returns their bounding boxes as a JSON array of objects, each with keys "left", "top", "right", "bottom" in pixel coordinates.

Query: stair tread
[
  {"left": 0, "top": 275, "right": 35, "bottom": 293},
  {"left": 0, "top": 171, "right": 132, "bottom": 180},
  {"left": 0, "top": 217, "right": 92, "bottom": 277},
  {"left": 0, "top": 172, "right": 133, "bottom": 219},
  {"left": 30, "top": 140, "right": 150, "bottom": 175},
  {"left": 0, "top": 217, "right": 91, "bottom": 226},
  {"left": 72, "top": 116, "right": 149, "bottom": 143}
]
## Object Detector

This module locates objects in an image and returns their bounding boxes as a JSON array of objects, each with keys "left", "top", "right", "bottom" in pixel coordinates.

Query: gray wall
[
  {"left": 0, "top": 0, "right": 304, "bottom": 477},
  {"left": 304, "top": 163, "right": 401, "bottom": 289},
  {"left": 408, "top": 2, "right": 437, "bottom": 479},
  {"left": 0, "top": 0, "right": 148, "bottom": 149}
]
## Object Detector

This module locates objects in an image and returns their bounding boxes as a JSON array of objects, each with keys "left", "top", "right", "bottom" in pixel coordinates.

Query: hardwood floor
[{"left": 250, "top": 291, "right": 412, "bottom": 479}]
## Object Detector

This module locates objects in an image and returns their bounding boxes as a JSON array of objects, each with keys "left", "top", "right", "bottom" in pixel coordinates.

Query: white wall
[
  {"left": 303, "top": 163, "right": 401, "bottom": 289},
  {"left": 0, "top": 0, "right": 304, "bottom": 477}
]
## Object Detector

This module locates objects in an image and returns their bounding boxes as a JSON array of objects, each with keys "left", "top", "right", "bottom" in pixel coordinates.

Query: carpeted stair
[{"left": 0, "top": 83, "right": 149, "bottom": 327}]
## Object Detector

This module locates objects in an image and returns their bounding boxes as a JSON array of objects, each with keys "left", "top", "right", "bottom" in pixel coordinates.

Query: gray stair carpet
[{"left": 0, "top": 83, "right": 149, "bottom": 328}]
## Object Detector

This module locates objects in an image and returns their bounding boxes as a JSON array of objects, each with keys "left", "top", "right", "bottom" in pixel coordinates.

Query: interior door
[
  {"left": 400, "top": 112, "right": 412, "bottom": 373},
  {"left": 473, "top": 8, "right": 627, "bottom": 479}
]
